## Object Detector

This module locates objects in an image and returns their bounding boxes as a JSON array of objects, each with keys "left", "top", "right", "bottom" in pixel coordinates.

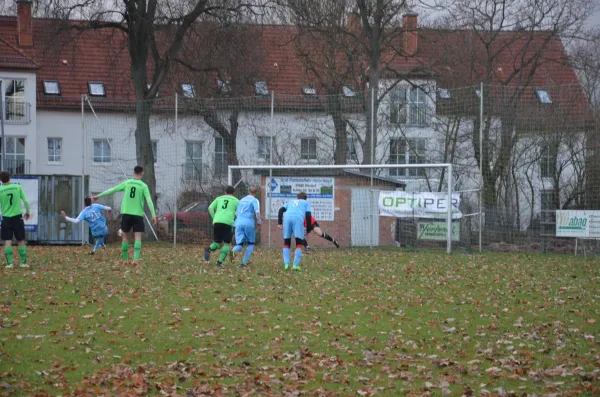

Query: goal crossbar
[{"left": 228, "top": 163, "right": 454, "bottom": 254}]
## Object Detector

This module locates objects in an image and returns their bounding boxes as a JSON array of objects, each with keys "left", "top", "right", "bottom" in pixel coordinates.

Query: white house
[{"left": 0, "top": 1, "right": 594, "bottom": 234}]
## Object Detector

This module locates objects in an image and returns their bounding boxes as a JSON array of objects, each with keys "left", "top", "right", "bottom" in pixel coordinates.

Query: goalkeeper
[{"left": 302, "top": 216, "right": 339, "bottom": 251}]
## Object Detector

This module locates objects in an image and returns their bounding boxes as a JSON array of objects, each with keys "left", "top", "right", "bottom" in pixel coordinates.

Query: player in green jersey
[
  {"left": 0, "top": 172, "right": 31, "bottom": 269},
  {"left": 93, "top": 166, "right": 156, "bottom": 267},
  {"left": 204, "top": 185, "right": 239, "bottom": 268}
]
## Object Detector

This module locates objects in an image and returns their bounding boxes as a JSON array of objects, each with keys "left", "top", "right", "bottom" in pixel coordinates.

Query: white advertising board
[{"left": 267, "top": 177, "right": 334, "bottom": 221}]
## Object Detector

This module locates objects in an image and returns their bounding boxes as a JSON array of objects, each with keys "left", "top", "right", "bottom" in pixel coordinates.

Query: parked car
[{"left": 157, "top": 202, "right": 211, "bottom": 234}]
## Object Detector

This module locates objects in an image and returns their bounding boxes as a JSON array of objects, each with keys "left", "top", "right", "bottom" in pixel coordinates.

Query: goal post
[{"left": 228, "top": 163, "right": 455, "bottom": 254}]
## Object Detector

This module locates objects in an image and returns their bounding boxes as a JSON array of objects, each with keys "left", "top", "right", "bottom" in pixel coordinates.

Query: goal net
[{"left": 227, "top": 164, "right": 458, "bottom": 253}]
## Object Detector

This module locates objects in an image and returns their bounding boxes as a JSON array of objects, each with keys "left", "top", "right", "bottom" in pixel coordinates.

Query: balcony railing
[
  {"left": 0, "top": 158, "right": 31, "bottom": 174},
  {"left": 1, "top": 101, "right": 31, "bottom": 125}
]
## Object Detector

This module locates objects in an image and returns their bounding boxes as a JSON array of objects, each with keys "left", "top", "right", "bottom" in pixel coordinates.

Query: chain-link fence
[{"left": 82, "top": 82, "right": 597, "bottom": 253}]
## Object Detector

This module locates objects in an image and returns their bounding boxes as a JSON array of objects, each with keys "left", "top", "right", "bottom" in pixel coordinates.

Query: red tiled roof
[
  {"left": 0, "top": 31, "right": 37, "bottom": 70},
  {"left": 0, "top": 14, "right": 590, "bottom": 123}
]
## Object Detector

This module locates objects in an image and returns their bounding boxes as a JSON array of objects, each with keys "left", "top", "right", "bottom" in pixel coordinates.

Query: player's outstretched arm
[
  {"left": 61, "top": 210, "right": 84, "bottom": 224},
  {"left": 19, "top": 185, "right": 31, "bottom": 219},
  {"left": 143, "top": 186, "right": 156, "bottom": 221},
  {"left": 96, "top": 181, "right": 127, "bottom": 198},
  {"left": 277, "top": 207, "right": 286, "bottom": 225}
]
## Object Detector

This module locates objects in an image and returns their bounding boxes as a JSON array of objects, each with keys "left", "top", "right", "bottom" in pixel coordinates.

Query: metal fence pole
[
  {"left": 80, "top": 94, "right": 85, "bottom": 245},
  {"left": 0, "top": 80, "right": 5, "bottom": 171},
  {"left": 174, "top": 93, "right": 178, "bottom": 247},
  {"left": 447, "top": 163, "right": 453, "bottom": 254},
  {"left": 479, "top": 82, "right": 484, "bottom": 253}
]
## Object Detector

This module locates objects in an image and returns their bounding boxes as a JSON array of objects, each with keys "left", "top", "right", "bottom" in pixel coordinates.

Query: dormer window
[
  {"left": 302, "top": 85, "right": 317, "bottom": 96},
  {"left": 88, "top": 82, "right": 106, "bottom": 96},
  {"left": 43, "top": 80, "right": 61, "bottom": 95},
  {"left": 182, "top": 83, "right": 195, "bottom": 98},
  {"left": 218, "top": 79, "right": 231, "bottom": 93},
  {"left": 254, "top": 81, "right": 269, "bottom": 96},
  {"left": 536, "top": 89, "right": 552, "bottom": 104},
  {"left": 342, "top": 86, "right": 355, "bottom": 97}
]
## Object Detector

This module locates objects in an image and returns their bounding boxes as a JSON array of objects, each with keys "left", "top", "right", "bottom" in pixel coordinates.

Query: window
[
  {"left": 214, "top": 137, "right": 227, "bottom": 176},
  {"left": 390, "top": 86, "right": 428, "bottom": 126},
  {"left": 152, "top": 141, "right": 158, "bottom": 164},
  {"left": 182, "top": 83, "right": 195, "bottom": 98},
  {"left": 300, "top": 138, "right": 317, "bottom": 160},
  {"left": 302, "top": 85, "right": 317, "bottom": 96},
  {"left": 4, "top": 79, "right": 25, "bottom": 121},
  {"left": 343, "top": 86, "right": 355, "bottom": 97},
  {"left": 47, "top": 138, "right": 62, "bottom": 163},
  {"left": 540, "top": 144, "right": 555, "bottom": 178},
  {"left": 254, "top": 81, "right": 269, "bottom": 96},
  {"left": 184, "top": 141, "right": 202, "bottom": 181},
  {"left": 217, "top": 79, "right": 230, "bottom": 94},
  {"left": 0, "top": 137, "right": 26, "bottom": 174},
  {"left": 88, "top": 82, "right": 106, "bottom": 96},
  {"left": 347, "top": 136, "right": 358, "bottom": 161},
  {"left": 541, "top": 190, "right": 556, "bottom": 223},
  {"left": 437, "top": 88, "right": 451, "bottom": 100},
  {"left": 43, "top": 80, "right": 60, "bottom": 95},
  {"left": 258, "top": 136, "right": 273, "bottom": 161},
  {"left": 389, "top": 138, "right": 426, "bottom": 177},
  {"left": 93, "top": 139, "right": 111, "bottom": 163},
  {"left": 536, "top": 89, "right": 552, "bottom": 104}
]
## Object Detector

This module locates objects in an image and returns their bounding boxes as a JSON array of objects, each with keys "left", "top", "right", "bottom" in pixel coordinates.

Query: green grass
[{"left": 1, "top": 245, "right": 599, "bottom": 396}]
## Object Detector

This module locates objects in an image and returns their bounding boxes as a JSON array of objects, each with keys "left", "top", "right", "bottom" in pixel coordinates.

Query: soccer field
[{"left": 0, "top": 246, "right": 598, "bottom": 396}]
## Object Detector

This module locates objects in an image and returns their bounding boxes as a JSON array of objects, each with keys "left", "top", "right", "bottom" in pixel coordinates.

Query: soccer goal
[{"left": 228, "top": 163, "right": 458, "bottom": 254}]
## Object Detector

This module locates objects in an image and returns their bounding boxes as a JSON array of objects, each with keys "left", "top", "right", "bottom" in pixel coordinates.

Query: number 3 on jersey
[
  {"left": 222, "top": 199, "right": 229, "bottom": 209},
  {"left": 130, "top": 187, "right": 136, "bottom": 198}
]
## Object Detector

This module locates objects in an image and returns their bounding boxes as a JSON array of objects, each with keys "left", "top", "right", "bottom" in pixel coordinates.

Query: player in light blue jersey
[
  {"left": 277, "top": 191, "right": 312, "bottom": 270},
  {"left": 62, "top": 197, "right": 112, "bottom": 255},
  {"left": 231, "top": 186, "right": 261, "bottom": 267}
]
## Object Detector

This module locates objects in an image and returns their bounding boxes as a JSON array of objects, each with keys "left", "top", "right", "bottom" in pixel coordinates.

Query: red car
[{"left": 157, "top": 202, "right": 211, "bottom": 233}]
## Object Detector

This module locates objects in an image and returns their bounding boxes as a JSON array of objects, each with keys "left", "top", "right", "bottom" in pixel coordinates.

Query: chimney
[
  {"left": 17, "top": 0, "right": 33, "bottom": 47},
  {"left": 402, "top": 12, "right": 418, "bottom": 56}
]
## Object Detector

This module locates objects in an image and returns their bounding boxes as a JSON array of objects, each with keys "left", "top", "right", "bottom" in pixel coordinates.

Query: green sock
[
  {"left": 133, "top": 241, "right": 142, "bottom": 261},
  {"left": 18, "top": 246, "right": 26, "bottom": 264},
  {"left": 4, "top": 246, "right": 13, "bottom": 265},
  {"left": 209, "top": 242, "right": 220, "bottom": 251},
  {"left": 122, "top": 242, "right": 129, "bottom": 261},
  {"left": 218, "top": 244, "right": 230, "bottom": 263}
]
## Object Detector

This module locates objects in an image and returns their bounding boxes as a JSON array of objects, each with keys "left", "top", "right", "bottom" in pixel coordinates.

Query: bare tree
[
  {"left": 436, "top": 0, "right": 595, "bottom": 232},
  {"left": 280, "top": 0, "right": 425, "bottom": 165},
  {"left": 570, "top": 32, "right": 600, "bottom": 208},
  {"left": 41, "top": 0, "right": 269, "bottom": 205}
]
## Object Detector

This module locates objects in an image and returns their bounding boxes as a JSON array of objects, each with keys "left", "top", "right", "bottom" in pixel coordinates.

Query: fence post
[
  {"left": 0, "top": 80, "right": 5, "bottom": 172},
  {"left": 447, "top": 163, "right": 453, "bottom": 254},
  {"left": 81, "top": 94, "right": 85, "bottom": 245},
  {"left": 174, "top": 93, "right": 178, "bottom": 247},
  {"left": 479, "top": 82, "right": 484, "bottom": 253}
]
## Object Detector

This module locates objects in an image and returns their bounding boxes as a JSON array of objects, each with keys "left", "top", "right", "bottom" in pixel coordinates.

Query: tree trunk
[
  {"left": 328, "top": 94, "right": 348, "bottom": 164},
  {"left": 134, "top": 100, "right": 158, "bottom": 208}
]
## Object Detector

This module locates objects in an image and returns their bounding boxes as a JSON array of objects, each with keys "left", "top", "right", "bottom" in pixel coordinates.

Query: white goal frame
[{"left": 228, "top": 163, "right": 454, "bottom": 254}]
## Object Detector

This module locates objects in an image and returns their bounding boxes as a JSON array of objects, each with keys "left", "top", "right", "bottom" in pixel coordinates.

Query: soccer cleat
[
  {"left": 305, "top": 245, "right": 312, "bottom": 252},
  {"left": 5, "top": 264, "right": 13, "bottom": 269},
  {"left": 89, "top": 251, "right": 95, "bottom": 255},
  {"left": 284, "top": 264, "right": 289, "bottom": 270},
  {"left": 333, "top": 239, "right": 340, "bottom": 248},
  {"left": 216, "top": 261, "right": 224, "bottom": 268},
  {"left": 123, "top": 261, "right": 130, "bottom": 266},
  {"left": 292, "top": 265, "right": 300, "bottom": 271},
  {"left": 19, "top": 263, "right": 29, "bottom": 269},
  {"left": 240, "top": 263, "right": 248, "bottom": 268},
  {"left": 230, "top": 250, "right": 236, "bottom": 264},
  {"left": 131, "top": 261, "right": 140, "bottom": 267},
  {"left": 203, "top": 249, "right": 211, "bottom": 263}
]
